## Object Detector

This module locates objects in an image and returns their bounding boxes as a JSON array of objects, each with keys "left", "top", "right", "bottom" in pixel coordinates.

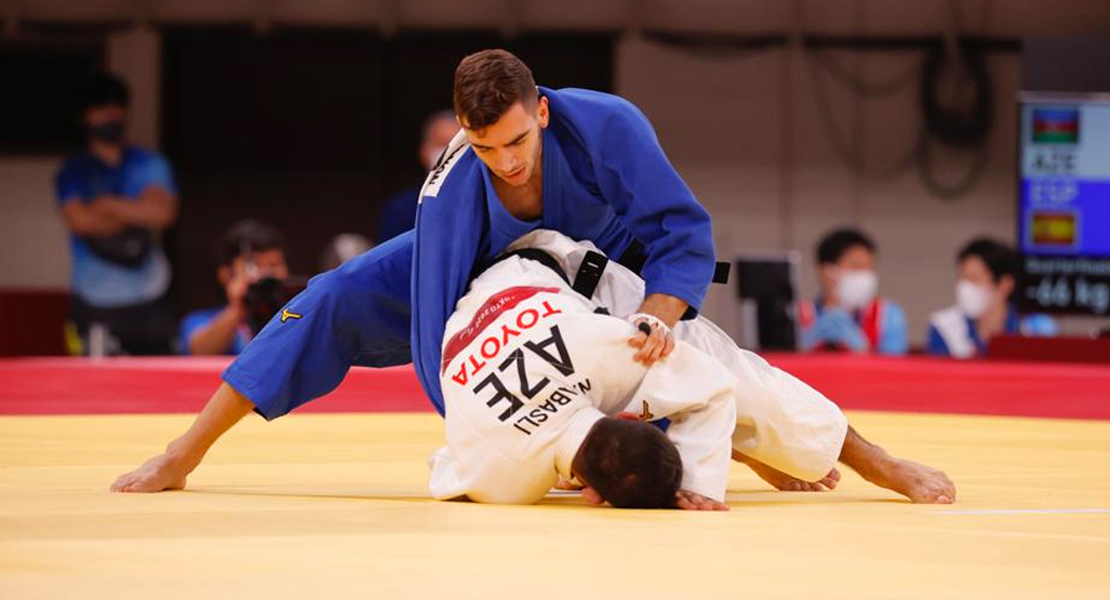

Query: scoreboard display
[{"left": 1018, "top": 93, "right": 1110, "bottom": 316}]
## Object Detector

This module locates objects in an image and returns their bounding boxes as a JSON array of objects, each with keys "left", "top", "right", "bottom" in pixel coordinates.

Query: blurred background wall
[{"left": 2, "top": 0, "right": 1109, "bottom": 347}]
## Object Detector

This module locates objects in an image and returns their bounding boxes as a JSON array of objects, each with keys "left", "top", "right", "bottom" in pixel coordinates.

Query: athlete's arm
[
  {"left": 586, "top": 98, "right": 715, "bottom": 315},
  {"left": 627, "top": 293, "right": 685, "bottom": 365},
  {"left": 629, "top": 340, "right": 737, "bottom": 506},
  {"left": 581, "top": 96, "right": 715, "bottom": 364},
  {"left": 110, "top": 382, "right": 255, "bottom": 493}
]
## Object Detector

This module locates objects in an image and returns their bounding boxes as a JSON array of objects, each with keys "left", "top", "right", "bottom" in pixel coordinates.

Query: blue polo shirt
[
  {"left": 55, "top": 147, "right": 176, "bottom": 308},
  {"left": 179, "top": 307, "right": 252, "bottom": 355}
]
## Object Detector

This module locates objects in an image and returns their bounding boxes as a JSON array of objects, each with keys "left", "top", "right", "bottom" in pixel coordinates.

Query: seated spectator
[
  {"left": 376, "top": 110, "right": 460, "bottom": 242},
  {"left": 180, "top": 220, "right": 289, "bottom": 355},
  {"left": 928, "top": 238, "right": 1057, "bottom": 359},
  {"left": 799, "top": 228, "right": 908, "bottom": 355},
  {"left": 57, "top": 73, "right": 179, "bottom": 355}
]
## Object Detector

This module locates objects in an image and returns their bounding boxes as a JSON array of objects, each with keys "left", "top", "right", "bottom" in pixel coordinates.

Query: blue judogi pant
[{"left": 223, "top": 230, "right": 423, "bottom": 418}]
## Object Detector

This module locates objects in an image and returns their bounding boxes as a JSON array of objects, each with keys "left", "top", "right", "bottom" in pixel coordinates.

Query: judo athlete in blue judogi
[{"left": 111, "top": 49, "right": 718, "bottom": 493}]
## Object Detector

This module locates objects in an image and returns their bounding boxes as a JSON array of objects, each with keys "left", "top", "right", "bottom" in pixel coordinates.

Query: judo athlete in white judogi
[
  {"left": 429, "top": 231, "right": 957, "bottom": 509},
  {"left": 429, "top": 248, "right": 738, "bottom": 507}
]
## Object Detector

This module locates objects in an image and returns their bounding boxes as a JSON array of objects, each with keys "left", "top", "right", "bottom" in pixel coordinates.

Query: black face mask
[{"left": 88, "top": 120, "right": 126, "bottom": 143}]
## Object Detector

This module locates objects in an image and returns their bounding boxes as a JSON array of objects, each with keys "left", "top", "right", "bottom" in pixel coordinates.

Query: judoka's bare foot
[
  {"left": 868, "top": 458, "right": 955, "bottom": 504},
  {"left": 732, "top": 450, "right": 839, "bottom": 491},
  {"left": 838, "top": 426, "right": 956, "bottom": 504},
  {"left": 110, "top": 452, "right": 191, "bottom": 493}
]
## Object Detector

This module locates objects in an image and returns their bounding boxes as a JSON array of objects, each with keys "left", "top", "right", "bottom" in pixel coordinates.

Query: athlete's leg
[
  {"left": 223, "top": 229, "right": 416, "bottom": 419},
  {"left": 110, "top": 231, "right": 418, "bottom": 493},
  {"left": 676, "top": 318, "right": 849, "bottom": 483},
  {"left": 676, "top": 318, "right": 955, "bottom": 503},
  {"left": 731, "top": 450, "right": 841, "bottom": 492},
  {"left": 838, "top": 426, "right": 956, "bottom": 504}
]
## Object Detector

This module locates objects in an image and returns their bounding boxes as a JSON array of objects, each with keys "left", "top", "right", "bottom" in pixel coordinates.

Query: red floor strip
[
  {"left": 0, "top": 357, "right": 430, "bottom": 416},
  {"left": 0, "top": 354, "right": 1107, "bottom": 419}
]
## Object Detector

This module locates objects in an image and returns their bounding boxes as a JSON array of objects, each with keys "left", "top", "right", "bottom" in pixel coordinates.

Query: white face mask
[
  {"left": 956, "top": 280, "right": 993, "bottom": 318},
  {"left": 836, "top": 270, "right": 878, "bottom": 311}
]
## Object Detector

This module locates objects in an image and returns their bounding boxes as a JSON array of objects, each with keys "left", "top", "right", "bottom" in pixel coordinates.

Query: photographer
[
  {"left": 180, "top": 220, "right": 289, "bottom": 355},
  {"left": 56, "top": 73, "right": 179, "bottom": 355}
]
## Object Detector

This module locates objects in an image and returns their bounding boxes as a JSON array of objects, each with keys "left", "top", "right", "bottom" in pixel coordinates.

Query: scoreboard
[{"left": 1018, "top": 93, "right": 1110, "bottom": 316}]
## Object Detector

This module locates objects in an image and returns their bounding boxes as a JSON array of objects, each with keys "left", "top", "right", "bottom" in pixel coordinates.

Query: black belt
[
  {"left": 480, "top": 240, "right": 730, "bottom": 320},
  {"left": 616, "top": 239, "right": 731, "bottom": 285},
  {"left": 614, "top": 240, "right": 731, "bottom": 321}
]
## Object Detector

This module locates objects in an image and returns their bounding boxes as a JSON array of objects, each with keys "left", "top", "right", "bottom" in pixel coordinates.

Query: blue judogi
[{"left": 224, "top": 87, "right": 715, "bottom": 418}]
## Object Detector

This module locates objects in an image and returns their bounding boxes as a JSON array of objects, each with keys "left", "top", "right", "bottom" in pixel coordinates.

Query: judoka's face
[{"left": 463, "top": 97, "right": 550, "bottom": 187}]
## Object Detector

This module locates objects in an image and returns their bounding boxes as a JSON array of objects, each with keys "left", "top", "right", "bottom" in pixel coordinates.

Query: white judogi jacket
[
  {"left": 428, "top": 231, "right": 849, "bottom": 505},
  {"left": 516, "top": 231, "right": 849, "bottom": 482},
  {"left": 429, "top": 245, "right": 738, "bottom": 505}
]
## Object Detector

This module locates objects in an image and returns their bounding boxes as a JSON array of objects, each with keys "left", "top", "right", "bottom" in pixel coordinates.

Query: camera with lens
[{"left": 243, "top": 276, "right": 307, "bottom": 335}]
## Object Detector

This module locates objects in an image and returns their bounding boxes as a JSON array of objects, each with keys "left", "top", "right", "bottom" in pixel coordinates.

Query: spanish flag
[{"left": 1031, "top": 211, "right": 1078, "bottom": 246}]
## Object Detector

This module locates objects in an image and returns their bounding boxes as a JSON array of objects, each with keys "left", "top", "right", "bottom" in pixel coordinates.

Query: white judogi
[
  {"left": 428, "top": 230, "right": 849, "bottom": 505},
  {"left": 429, "top": 252, "right": 738, "bottom": 505}
]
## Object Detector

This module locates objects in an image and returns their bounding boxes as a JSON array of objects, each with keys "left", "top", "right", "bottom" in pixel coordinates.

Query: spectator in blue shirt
[
  {"left": 799, "top": 228, "right": 908, "bottom": 355},
  {"left": 180, "top": 220, "right": 289, "bottom": 355},
  {"left": 928, "top": 238, "right": 1057, "bottom": 358},
  {"left": 375, "top": 110, "right": 460, "bottom": 242},
  {"left": 56, "top": 73, "right": 179, "bottom": 355}
]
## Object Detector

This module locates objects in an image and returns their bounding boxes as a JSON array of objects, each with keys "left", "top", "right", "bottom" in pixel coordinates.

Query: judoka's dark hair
[
  {"left": 958, "top": 237, "right": 1018, "bottom": 285},
  {"left": 453, "top": 49, "right": 538, "bottom": 131},
  {"left": 574, "top": 418, "right": 682, "bottom": 509},
  {"left": 817, "top": 228, "right": 876, "bottom": 265},
  {"left": 220, "top": 219, "right": 287, "bottom": 267},
  {"left": 80, "top": 72, "right": 130, "bottom": 111}
]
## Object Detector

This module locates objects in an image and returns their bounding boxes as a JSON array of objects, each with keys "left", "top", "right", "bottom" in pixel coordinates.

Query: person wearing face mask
[
  {"left": 927, "top": 238, "right": 1057, "bottom": 359},
  {"left": 179, "top": 221, "right": 290, "bottom": 355},
  {"left": 56, "top": 73, "right": 179, "bottom": 355},
  {"left": 798, "top": 228, "right": 908, "bottom": 355},
  {"left": 375, "top": 110, "right": 461, "bottom": 243}
]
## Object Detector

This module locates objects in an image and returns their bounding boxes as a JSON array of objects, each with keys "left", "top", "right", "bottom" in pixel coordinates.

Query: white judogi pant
[{"left": 428, "top": 230, "right": 848, "bottom": 505}]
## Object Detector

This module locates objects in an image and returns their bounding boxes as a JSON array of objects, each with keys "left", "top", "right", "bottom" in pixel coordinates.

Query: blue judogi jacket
[
  {"left": 412, "top": 87, "right": 715, "bottom": 412},
  {"left": 225, "top": 87, "right": 714, "bottom": 419}
]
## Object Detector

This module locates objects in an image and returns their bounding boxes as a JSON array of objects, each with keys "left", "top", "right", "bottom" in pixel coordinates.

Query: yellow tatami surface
[{"left": 2, "top": 410, "right": 1109, "bottom": 600}]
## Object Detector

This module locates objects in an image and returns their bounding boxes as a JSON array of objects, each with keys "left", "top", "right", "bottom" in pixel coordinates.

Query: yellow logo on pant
[{"left": 281, "top": 309, "right": 303, "bottom": 323}]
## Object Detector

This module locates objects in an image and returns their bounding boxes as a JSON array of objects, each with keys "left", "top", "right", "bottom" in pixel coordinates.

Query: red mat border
[{"left": 1, "top": 355, "right": 1108, "bottom": 420}]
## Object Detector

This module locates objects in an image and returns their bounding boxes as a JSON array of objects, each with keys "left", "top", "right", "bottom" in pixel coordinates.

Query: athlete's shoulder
[
  {"left": 544, "top": 87, "right": 648, "bottom": 124},
  {"left": 419, "top": 129, "right": 481, "bottom": 200}
]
